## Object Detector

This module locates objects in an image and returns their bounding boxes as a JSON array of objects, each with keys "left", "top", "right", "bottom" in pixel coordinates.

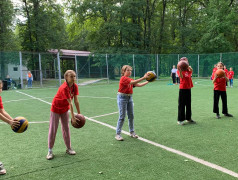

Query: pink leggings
[{"left": 48, "top": 111, "right": 71, "bottom": 149}]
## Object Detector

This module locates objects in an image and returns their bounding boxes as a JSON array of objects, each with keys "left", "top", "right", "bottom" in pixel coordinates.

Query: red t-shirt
[
  {"left": 228, "top": 71, "right": 234, "bottom": 79},
  {"left": 224, "top": 69, "right": 228, "bottom": 77},
  {"left": 212, "top": 68, "right": 217, "bottom": 80},
  {"left": 177, "top": 70, "right": 193, "bottom": 89},
  {"left": 51, "top": 82, "right": 79, "bottom": 114},
  {"left": 0, "top": 96, "right": 3, "bottom": 109},
  {"left": 214, "top": 77, "right": 226, "bottom": 91},
  {"left": 118, "top": 76, "right": 133, "bottom": 94}
]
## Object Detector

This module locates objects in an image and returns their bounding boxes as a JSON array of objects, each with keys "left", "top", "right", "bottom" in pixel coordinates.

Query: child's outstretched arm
[
  {"left": 134, "top": 81, "right": 149, "bottom": 87},
  {"left": 0, "top": 109, "right": 19, "bottom": 128},
  {"left": 130, "top": 73, "right": 149, "bottom": 85}
]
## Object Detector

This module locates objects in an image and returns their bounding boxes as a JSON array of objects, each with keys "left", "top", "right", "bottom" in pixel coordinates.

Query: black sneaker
[
  {"left": 216, "top": 114, "right": 221, "bottom": 119},
  {"left": 224, "top": 113, "right": 233, "bottom": 117},
  {"left": 187, "top": 119, "right": 196, "bottom": 124}
]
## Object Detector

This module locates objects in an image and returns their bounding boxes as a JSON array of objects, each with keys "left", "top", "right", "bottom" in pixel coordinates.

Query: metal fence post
[
  {"left": 39, "top": 53, "right": 43, "bottom": 87},
  {"left": 19, "top": 51, "right": 23, "bottom": 89},
  {"left": 106, "top": 54, "right": 109, "bottom": 83},
  {"left": 156, "top": 54, "right": 159, "bottom": 79},
  {"left": 88, "top": 57, "right": 90, "bottom": 78},
  {"left": 57, "top": 52, "right": 61, "bottom": 86},
  {"left": 198, "top": 54, "right": 200, "bottom": 78},
  {"left": 133, "top": 54, "right": 135, "bottom": 79},
  {"left": 220, "top": 53, "right": 222, "bottom": 62},
  {"left": 75, "top": 54, "right": 78, "bottom": 84}
]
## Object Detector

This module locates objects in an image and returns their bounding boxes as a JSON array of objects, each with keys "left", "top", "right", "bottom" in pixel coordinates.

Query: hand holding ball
[
  {"left": 146, "top": 71, "right": 157, "bottom": 82},
  {"left": 12, "top": 117, "right": 28, "bottom": 133},
  {"left": 215, "top": 69, "right": 225, "bottom": 78},
  {"left": 71, "top": 114, "right": 86, "bottom": 128},
  {"left": 177, "top": 60, "right": 189, "bottom": 71}
]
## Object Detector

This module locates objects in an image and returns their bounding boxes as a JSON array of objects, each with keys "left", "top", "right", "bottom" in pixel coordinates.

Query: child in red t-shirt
[
  {"left": 0, "top": 80, "right": 20, "bottom": 175},
  {"left": 212, "top": 62, "right": 233, "bottom": 119},
  {"left": 224, "top": 66, "right": 229, "bottom": 87},
  {"left": 211, "top": 64, "right": 217, "bottom": 80},
  {"left": 47, "top": 70, "right": 81, "bottom": 160},
  {"left": 228, "top": 67, "right": 234, "bottom": 87},
  {"left": 177, "top": 57, "right": 196, "bottom": 125},
  {"left": 115, "top": 65, "right": 149, "bottom": 141}
]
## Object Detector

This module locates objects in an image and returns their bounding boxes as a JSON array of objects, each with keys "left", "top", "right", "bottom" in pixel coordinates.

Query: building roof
[{"left": 49, "top": 49, "right": 91, "bottom": 57}]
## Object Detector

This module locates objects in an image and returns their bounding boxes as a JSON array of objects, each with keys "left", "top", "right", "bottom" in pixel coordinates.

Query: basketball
[
  {"left": 177, "top": 60, "right": 189, "bottom": 71},
  {"left": 146, "top": 71, "right": 157, "bottom": 82},
  {"left": 71, "top": 114, "right": 86, "bottom": 128},
  {"left": 216, "top": 69, "right": 225, "bottom": 78},
  {"left": 12, "top": 117, "right": 28, "bottom": 133}
]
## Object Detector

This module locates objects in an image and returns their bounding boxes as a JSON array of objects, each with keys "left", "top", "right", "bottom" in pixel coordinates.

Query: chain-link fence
[{"left": 1, "top": 51, "right": 238, "bottom": 89}]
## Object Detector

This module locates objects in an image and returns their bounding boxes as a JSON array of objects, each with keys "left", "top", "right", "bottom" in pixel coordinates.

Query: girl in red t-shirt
[
  {"left": 212, "top": 62, "right": 233, "bottom": 119},
  {"left": 211, "top": 64, "right": 217, "bottom": 80},
  {"left": 228, "top": 67, "right": 234, "bottom": 87},
  {"left": 177, "top": 57, "right": 196, "bottom": 125},
  {"left": 224, "top": 66, "right": 229, "bottom": 87},
  {"left": 115, "top": 65, "right": 149, "bottom": 141},
  {"left": 47, "top": 70, "right": 81, "bottom": 160},
  {"left": 0, "top": 80, "right": 20, "bottom": 175}
]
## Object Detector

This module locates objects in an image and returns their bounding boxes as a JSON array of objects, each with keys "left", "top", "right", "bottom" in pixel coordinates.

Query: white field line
[
  {"left": 14, "top": 90, "right": 238, "bottom": 178},
  {"left": 3, "top": 96, "right": 115, "bottom": 104},
  {"left": 89, "top": 112, "right": 118, "bottom": 119},
  {"left": 16, "top": 91, "right": 52, "bottom": 105},
  {"left": 3, "top": 97, "right": 53, "bottom": 103}
]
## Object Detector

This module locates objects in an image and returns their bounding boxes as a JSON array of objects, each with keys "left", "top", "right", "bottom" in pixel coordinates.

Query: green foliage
[
  {"left": 0, "top": 0, "right": 19, "bottom": 78},
  {"left": 18, "top": 0, "right": 67, "bottom": 52},
  {"left": 0, "top": 0, "right": 238, "bottom": 55}
]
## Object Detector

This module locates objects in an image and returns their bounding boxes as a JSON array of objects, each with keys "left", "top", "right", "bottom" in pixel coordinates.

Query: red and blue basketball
[{"left": 12, "top": 117, "right": 28, "bottom": 133}]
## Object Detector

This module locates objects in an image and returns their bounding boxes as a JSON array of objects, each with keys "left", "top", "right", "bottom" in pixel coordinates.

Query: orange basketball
[
  {"left": 216, "top": 69, "right": 225, "bottom": 78},
  {"left": 71, "top": 114, "right": 86, "bottom": 128},
  {"left": 177, "top": 60, "right": 189, "bottom": 71}
]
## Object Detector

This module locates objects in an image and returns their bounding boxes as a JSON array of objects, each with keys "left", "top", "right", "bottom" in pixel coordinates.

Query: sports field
[{"left": 1, "top": 79, "right": 238, "bottom": 180}]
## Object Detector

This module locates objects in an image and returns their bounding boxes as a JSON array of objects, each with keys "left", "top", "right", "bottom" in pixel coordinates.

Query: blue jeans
[
  {"left": 116, "top": 94, "right": 134, "bottom": 135},
  {"left": 28, "top": 78, "right": 32, "bottom": 88},
  {"left": 229, "top": 79, "right": 233, "bottom": 87}
]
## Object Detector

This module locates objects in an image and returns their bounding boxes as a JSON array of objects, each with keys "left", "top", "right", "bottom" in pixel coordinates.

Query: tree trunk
[{"left": 158, "top": 0, "right": 166, "bottom": 54}]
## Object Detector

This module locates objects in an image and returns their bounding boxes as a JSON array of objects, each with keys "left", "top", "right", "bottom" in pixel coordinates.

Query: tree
[
  {"left": 197, "top": 0, "right": 237, "bottom": 53},
  {"left": 17, "top": 0, "right": 68, "bottom": 79},
  {"left": 0, "top": 0, "right": 18, "bottom": 79}
]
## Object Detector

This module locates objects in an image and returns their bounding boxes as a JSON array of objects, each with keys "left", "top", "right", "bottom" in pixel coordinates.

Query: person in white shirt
[{"left": 171, "top": 65, "right": 177, "bottom": 84}]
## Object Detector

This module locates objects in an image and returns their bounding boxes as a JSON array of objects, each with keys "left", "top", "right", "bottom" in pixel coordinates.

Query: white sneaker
[
  {"left": 177, "top": 121, "right": 185, "bottom": 125},
  {"left": 66, "top": 148, "right": 76, "bottom": 155},
  {"left": 0, "top": 162, "right": 6, "bottom": 175},
  {"left": 46, "top": 151, "right": 54, "bottom": 160},
  {"left": 130, "top": 132, "right": 139, "bottom": 138},
  {"left": 115, "top": 134, "right": 124, "bottom": 141}
]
